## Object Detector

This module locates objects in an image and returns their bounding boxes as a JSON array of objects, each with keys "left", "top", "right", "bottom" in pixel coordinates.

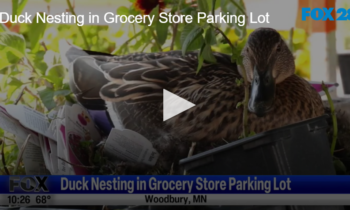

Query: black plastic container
[
  {"left": 178, "top": 115, "right": 343, "bottom": 210},
  {"left": 338, "top": 54, "right": 350, "bottom": 94},
  {"left": 180, "top": 115, "right": 335, "bottom": 175}
]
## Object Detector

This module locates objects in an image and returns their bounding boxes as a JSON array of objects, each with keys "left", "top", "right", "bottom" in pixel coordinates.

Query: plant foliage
[{"left": 0, "top": 0, "right": 312, "bottom": 175}]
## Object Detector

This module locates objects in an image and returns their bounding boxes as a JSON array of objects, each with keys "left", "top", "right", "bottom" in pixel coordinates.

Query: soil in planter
[{"left": 324, "top": 107, "right": 350, "bottom": 175}]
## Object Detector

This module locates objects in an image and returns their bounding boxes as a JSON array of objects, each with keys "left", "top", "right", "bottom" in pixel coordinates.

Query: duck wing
[
  {"left": 61, "top": 41, "right": 239, "bottom": 141},
  {"left": 93, "top": 52, "right": 237, "bottom": 141},
  {"left": 96, "top": 55, "right": 197, "bottom": 140}
]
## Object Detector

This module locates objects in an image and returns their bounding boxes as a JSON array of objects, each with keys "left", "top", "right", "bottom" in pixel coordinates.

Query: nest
[
  {"left": 89, "top": 138, "right": 230, "bottom": 175},
  {"left": 65, "top": 104, "right": 350, "bottom": 176}
]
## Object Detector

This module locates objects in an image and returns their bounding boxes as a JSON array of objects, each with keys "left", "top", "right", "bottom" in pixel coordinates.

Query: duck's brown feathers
[{"left": 78, "top": 50, "right": 324, "bottom": 142}]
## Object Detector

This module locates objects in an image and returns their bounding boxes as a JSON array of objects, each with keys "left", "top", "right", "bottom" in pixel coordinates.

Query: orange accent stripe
[
  {"left": 295, "top": 0, "right": 336, "bottom": 33},
  {"left": 311, "top": 0, "right": 336, "bottom": 33},
  {"left": 295, "top": 0, "right": 311, "bottom": 33}
]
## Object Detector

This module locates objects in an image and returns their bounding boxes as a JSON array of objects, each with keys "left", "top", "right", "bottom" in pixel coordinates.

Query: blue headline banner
[{"left": 2, "top": 175, "right": 350, "bottom": 194}]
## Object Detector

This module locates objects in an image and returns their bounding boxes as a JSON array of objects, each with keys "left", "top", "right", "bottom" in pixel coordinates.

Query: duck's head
[{"left": 239, "top": 27, "right": 295, "bottom": 117}]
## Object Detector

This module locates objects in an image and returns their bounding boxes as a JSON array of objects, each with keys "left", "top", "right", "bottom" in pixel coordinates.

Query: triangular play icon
[{"left": 163, "top": 89, "right": 196, "bottom": 121}]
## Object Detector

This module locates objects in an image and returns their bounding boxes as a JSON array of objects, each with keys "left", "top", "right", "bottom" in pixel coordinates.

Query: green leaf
[
  {"left": 18, "top": 0, "right": 29, "bottom": 14},
  {"left": 191, "top": 10, "right": 199, "bottom": 24},
  {"left": 6, "top": 50, "right": 20, "bottom": 64},
  {"left": 0, "top": 23, "right": 9, "bottom": 32},
  {"left": 196, "top": 44, "right": 206, "bottom": 73},
  {"left": 202, "top": 44, "right": 216, "bottom": 63},
  {"left": 174, "top": 29, "right": 182, "bottom": 49},
  {"left": 148, "top": 5, "right": 159, "bottom": 27},
  {"left": 132, "top": 38, "right": 143, "bottom": 51},
  {"left": 222, "top": 0, "right": 247, "bottom": 39},
  {"left": 0, "top": 71, "right": 9, "bottom": 90},
  {"left": 38, "top": 88, "right": 56, "bottom": 111},
  {"left": 0, "top": 32, "right": 26, "bottom": 59},
  {"left": 12, "top": 0, "right": 19, "bottom": 21},
  {"left": 115, "top": 30, "right": 124, "bottom": 38},
  {"left": 205, "top": 27, "right": 217, "bottom": 45},
  {"left": 181, "top": 25, "right": 204, "bottom": 55},
  {"left": 61, "top": 83, "right": 71, "bottom": 90},
  {"left": 236, "top": 101, "right": 242, "bottom": 108},
  {"left": 27, "top": 51, "right": 47, "bottom": 76},
  {"left": 197, "top": 55, "right": 204, "bottom": 74},
  {"left": 231, "top": 39, "right": 246, "bottom": 63},
  {"left": 5, "top": 144, "right": 19, "bottom": 166},
  {"left": 12, "top": 0, "right": 28, "bottom": 17},
  {"left": 214, "top": 0, "right": 220, "bottom": 10},
  {"left": 44, "top": 64, "right": 66, "bottom": 89},
  {"left": 54, "top": 89, "right": 71, "bottom": 96},
  {"left": 221, "top": 0, "right": 229, "bottom": 12},
  {"left": 228, "top": 0, "right": 246, "bottom": 15},
  {"left": 156, "top": 21, "right": 170, "bottom": 46},
  {"left": 0, "top": 52, "right": 11, "bottom": 69},
  {"left": 0, "top": 128, "right": 4, "bottom": 137},
  {"left": 28, "top": 12, "right": 47, "bottom": 52},
  {"left": 248, "top": 131, "right": 256, "bottom": 137},
  {"left": 188, "top": 36, "right": 204, "bottom": 52},
  {"left": 151, "top": 45, "right": 158, "bottom": 52},
  {"left": 8, "top": 77, "right": 23, "bottom": 86},
  {"left": 334, "top": 159, "right": 347, "bottom": 175},
  {"left": 234, "top": 25, "right": 247, "bottom": 40},
  {"left": 198, "top": 0, "right": 210, "bottom": 14},
  {"left": 236, "top": 55, "right": 244, "bottom": 65},
  {"left": 181, "top": 7, "right": 197, "bottom": 15},
  {"left": 7, "top": 77, "right": 23, "bottom": 100},
  {"left": 117, "top": 6, "right": 129, "bottom": 15},
  {"left": 235, "top": 78, "right": 243, "bottom": 86}
]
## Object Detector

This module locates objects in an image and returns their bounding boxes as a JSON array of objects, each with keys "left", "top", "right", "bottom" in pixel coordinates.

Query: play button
[{"left": 163, "top": 89, "right": 196, "bottom": 121}]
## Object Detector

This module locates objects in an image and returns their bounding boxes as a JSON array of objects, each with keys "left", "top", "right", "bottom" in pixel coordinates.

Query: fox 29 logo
[
  {"left": 302, "top": 7, "right": 350, "bottom": 21},
  {"left": 9, "top": 176, "right": 49, "bottom": 193}
]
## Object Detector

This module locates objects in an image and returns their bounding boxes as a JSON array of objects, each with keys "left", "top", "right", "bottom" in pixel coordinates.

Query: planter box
[
  {"left": 338, "top": 54, "right": 350, "bottom": 94},
  {"left": 179, "top": 115, "right": 335, "bottom": 175},
  {"left": 177, "top": 115, "right": 343, "bottom": 210},
  {"left": 0, "top": 116, "right": 340, "bottom": 210}
]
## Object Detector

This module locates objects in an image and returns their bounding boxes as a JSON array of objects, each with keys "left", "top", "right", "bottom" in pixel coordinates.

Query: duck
[{"left": 60, "top": 27, "right": 325, "bottom": 174}]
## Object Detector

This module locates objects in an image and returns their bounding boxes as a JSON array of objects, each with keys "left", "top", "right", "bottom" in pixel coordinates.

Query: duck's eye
[{"left": 276, "top": 45, "right": 281, "bottom": 52}]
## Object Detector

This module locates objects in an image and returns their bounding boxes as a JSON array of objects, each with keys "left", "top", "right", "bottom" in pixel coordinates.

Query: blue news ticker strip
[{"left": 1, "top": 175, "right": 350, "bottom": 194}]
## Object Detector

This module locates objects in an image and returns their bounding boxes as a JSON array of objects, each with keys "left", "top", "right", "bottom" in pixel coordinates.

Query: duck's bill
[{"left": 248, "top": 68, "right": 275, "bottom": 117}]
